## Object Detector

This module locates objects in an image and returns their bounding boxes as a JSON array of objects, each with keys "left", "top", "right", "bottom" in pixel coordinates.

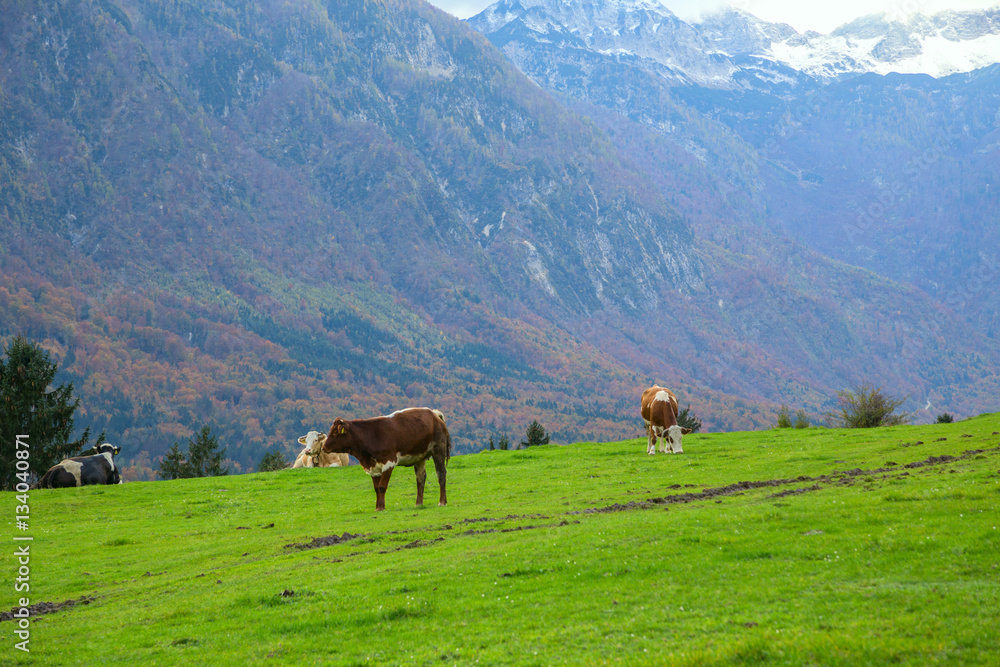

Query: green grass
[{"left": 9, "top": 415, "right": 1000, "bottom": 665}]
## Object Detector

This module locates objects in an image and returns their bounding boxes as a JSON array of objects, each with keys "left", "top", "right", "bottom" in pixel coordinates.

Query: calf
[
  {"left": 323, "top": 407, "right": 451, "bottom": 511},
  {"left": 34, "top": 444, "right": 122, "bottom": 488},
  {"left": 640, "top": 386, "right": 691, "bottom": 454},
  {"left": 292, "top": 431, "right": 350, "bottom": 468}
]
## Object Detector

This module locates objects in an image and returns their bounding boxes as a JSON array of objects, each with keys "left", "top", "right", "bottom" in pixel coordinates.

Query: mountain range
[
  {"left": 470, "top": 0, "right": 1000, "bottom": 85},
  {"left": 2, "top": 0, "right": 998, "bottom": 478},
  {"left": 469, "top": 0, "right": 1000, "bottom": 331}
]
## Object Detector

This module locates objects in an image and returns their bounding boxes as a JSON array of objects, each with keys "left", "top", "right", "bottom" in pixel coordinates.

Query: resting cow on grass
[
  {"left": 34, "top": 444, "right": 122, "bottom": 488},
  {"left": 641, "top": 386, "right": 691, "bottom": 455},
  {"left": 292, "top": 431, "right": 350, "bottom": 468},
  {"left": 323, "top": 407, "right": 451, "bottom": 511}
]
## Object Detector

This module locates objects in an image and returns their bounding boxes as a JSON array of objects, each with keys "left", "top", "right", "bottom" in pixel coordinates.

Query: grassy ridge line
[{"left": 7, "top": 415, "right": 1000, "bottom": 665}]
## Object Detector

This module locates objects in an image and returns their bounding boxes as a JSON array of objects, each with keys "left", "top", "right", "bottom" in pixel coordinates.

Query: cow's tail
[{"left": 432, "top": 410, "right": 451, "bottom": 462}]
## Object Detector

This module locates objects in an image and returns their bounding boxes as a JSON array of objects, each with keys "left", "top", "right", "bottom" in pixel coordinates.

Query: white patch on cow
[
  {"left": 366, "top": 455, "right": 397, "bottom": 477},
  {"left": 654, "top": 390, "right": 671, "bottom": 403},
  {"left": 62, "top": 460, "right": 83, "bottom": 486},
  {"left": 365, "top": 451, "right": 428, "bottom": 476},
  {"left": 299, "top": 431, "right": 325, "bottom": 457},
  {"left": 100, "top": 451, "right": 118, "bottom": 474},
  {"left": 387, "top": 407, "right": 422, "bottom": 417},
  {"left": 397, "top": 453, "right": 426, "bottom": 467},
  {"left": 666, "top": 425, "right": 685, "bottom": 454}
]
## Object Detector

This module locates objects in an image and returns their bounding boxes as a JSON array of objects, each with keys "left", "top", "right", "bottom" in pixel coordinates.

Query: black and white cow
[{"left": 34, "top": 444, "right": 122, "bottom": 488}]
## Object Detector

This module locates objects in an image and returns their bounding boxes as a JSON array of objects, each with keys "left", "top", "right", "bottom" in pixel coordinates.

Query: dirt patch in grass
[
  {"left": 0, "top": 595, "right": 96, "bottom": 622},
  {"left": 285, "top": 532, "right": 363, "bottom": 551},
  {"left": 568, "top": 500, "right": 655, "bottom": 514},
  {"left": 769, "top": 484, "right": 823, "bottom": 498},
  {"left": 458, "top": 513, "right": 550, "bottom": 525},
  {"left": 582, "top": 447, "right": 999, "bottom": 513},
  {"left": 462, "top": 519, "right": 580, "bottom": 536}
]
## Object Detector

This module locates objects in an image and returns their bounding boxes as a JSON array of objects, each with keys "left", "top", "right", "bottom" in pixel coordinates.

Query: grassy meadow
[{"left": 6, "top": 415, "right": 1000, "bottom": 665}]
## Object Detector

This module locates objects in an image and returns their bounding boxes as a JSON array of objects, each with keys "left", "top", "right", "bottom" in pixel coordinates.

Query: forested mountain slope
[{"left": 2, "top": 0, "right": 997, "bottom": 477}]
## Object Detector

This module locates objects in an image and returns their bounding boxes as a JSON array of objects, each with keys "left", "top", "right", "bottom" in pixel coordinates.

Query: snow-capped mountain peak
[{"left": 470, "top": 0, "right": 1000, "bottom": 86}]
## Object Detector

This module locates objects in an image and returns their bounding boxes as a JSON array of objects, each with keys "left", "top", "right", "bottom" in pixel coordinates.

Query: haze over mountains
[{"left": 2, "top": 0, "right": 998, "bottom": 477}]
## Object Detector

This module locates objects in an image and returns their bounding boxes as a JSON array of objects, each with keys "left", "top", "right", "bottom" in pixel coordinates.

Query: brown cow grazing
[
  {"left": 292, "top": 431, "right": 350, "bottom": 468},
  {"left": 641, "top": 386, "right": 691, "bottom": 455},
  {"left": 323, "top": 408, "right": 451, "bottom": 511}
]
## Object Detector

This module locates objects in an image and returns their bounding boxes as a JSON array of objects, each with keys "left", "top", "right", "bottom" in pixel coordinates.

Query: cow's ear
[
  {"left": 298, "top": 436, "right": 307, "bottom": 445},
  {"left": 332, "top": 418, "right": 347, "bottom": 435},
  {"left": 682, "top": 428, "right": 693, "bottom": 435}
]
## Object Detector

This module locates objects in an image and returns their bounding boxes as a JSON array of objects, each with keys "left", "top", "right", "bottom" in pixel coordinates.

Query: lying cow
[
  {"left": 34, "top": 444, "right": 122, "bottom": 488},
  {"left": 641, "top": 386, "right": 691, "bottom": 454},
  {"left": 323, "top": 407, "right": 451, "bottom": 511},
  {"left": 292, "top": 431, "right": 350, "bottom": 468}
]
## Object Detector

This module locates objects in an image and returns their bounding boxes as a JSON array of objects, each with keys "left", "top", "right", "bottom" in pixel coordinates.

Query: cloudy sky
[{"left": 427, "top": 0, "right": 999, "bottom": 33}]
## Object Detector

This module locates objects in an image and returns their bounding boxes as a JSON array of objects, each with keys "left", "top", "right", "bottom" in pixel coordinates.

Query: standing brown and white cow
[
  {"left": 641, "top": 386, "right": 691, "bottom": 454},
  {"left": 323, "top": 407, "right": 451, "bottom": 511}
]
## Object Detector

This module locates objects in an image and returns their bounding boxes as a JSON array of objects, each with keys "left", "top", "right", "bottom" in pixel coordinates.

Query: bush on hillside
[
  {"left": 793, "top": 409, "right": 810, "bottom": 429},
  {"left": 935, "top": 413, "right": 955, "bottom": 424},
  {"left": 827, "top": 382, "right": 912, "bottom": 429},
  {"left": 775, "top": 404, "right": 793, "bottom": 428}
]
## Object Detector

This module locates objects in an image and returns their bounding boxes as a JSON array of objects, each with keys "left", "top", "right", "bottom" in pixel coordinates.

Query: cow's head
[
  {"left": 297, "top": 431, "right": 327, "bottom": 462},
  {"left": 96, "top": 443, "right": 121, "bottom": 456},
  {"left": 323, "top": 418, "right": 350, "bottom": 453},
  {"left": 665, "top": 425, "right": 692, "bottom": 453}
]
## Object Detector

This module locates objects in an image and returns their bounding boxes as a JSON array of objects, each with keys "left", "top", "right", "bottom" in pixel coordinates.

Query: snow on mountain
[
  {"left": 469, "top": 1, "right": 1000, "bottom": 86},
  {"left": 767, "top": 9, "right": 1000, "bottom": 79}
]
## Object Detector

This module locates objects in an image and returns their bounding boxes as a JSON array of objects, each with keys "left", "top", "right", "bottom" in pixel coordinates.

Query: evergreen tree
[
  {"left": 677, "top": 405, "right": 702, "bottom": 433},
  {"left": 520, "top": 420, "right": 550, "bottom": 448},
  {"left": 793, "top": 409, "right": 810, "bottom": 429},
  {"left": 935, "top": 413, "right": 954, "bottom": 424},
  {"left": 257, "top": 450, "right": 289, "bottom": 472},
  {"left": 188, "top": 426, "right": 229, "bottom": 477},
  {"left": 0, "top": 335, "right": 101, "bottom": 490},
  {"left": 157, "top": 443, "right": 190, "bottom": 480},
  {"left": 498, "top": 434, "right": 510, "bottom": 451},
  {"left": 158, "top": 425, "right": 229, "bottom": 480}
]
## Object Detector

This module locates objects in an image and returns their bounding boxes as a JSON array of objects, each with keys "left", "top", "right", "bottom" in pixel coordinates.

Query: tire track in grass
[{"left": 282, "top": 447, "right": 1000, "bottom": 555}]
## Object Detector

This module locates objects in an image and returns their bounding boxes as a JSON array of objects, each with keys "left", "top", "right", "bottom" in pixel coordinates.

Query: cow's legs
[
  {"left": 373, "top": 468, "right": 394, "bottom": 511},
  {"left": 646, "top": 423, "right": 656, "bottom": 455},
  {"left": 432, "top": 452, "right": 447, "bottom": 507},
  {"left": 414, "top": 460, "right": 427, "bottom": 507}
]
